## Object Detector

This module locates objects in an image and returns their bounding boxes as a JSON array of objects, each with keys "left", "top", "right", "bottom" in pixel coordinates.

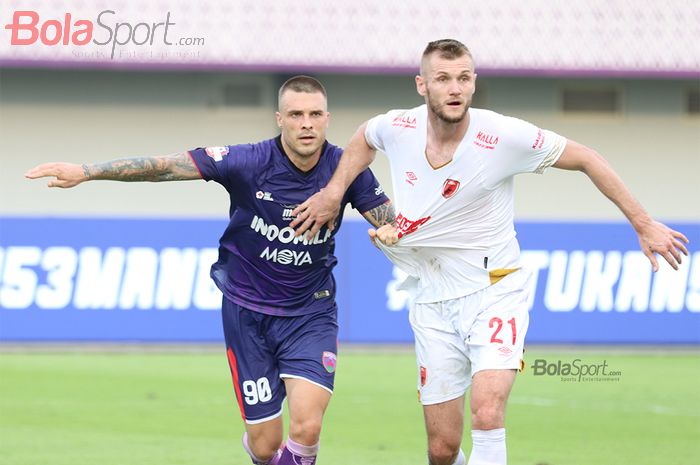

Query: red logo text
[
  {"left": 473, "top": 131, "right": 500, "bottom": 150},
  {"left": 532, "top": 129, "right": 545, "bottom": 149},
  {"left": 392, "top": 115, "right": 417, "bottom": 129},
  {"left": 395, "top": 213, "right": 431, "bottom": 238}
]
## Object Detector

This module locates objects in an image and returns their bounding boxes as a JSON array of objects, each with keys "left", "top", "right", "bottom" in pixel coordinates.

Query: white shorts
[{"left": 409, "top": 268, "right": 531, "bottom": 405}]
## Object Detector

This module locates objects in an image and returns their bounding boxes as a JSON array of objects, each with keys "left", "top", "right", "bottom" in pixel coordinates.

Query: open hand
[
  {"left": 25, "top": 163, "right": 87, "bottom": 188},
  {"left": 637, "top": 220, "right": 689, "bottom": 271},
  {"left": 291, "top": 188, "right": 342, "bottom": 238}
]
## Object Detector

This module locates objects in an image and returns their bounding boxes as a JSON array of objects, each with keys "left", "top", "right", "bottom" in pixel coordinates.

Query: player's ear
[
  {"left": 275, "top": 111, "right": 282, "bottom": 128},
  {"left": 415, "top": 75, "right": 426, "bottom": 97}
]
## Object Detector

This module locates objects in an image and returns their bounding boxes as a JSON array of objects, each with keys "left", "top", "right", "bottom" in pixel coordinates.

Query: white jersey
[{"left": 365, "top": 105, "right": 566, "bottom": 303}]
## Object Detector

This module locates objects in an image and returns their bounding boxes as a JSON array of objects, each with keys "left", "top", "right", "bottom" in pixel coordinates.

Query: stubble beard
[
  {"left": 282, "top": 132, "right": 320, "bottom": 159},
  {"left": 427, "top": 90, "right": 470, "bottom": 124},
  {"left": 291, "top": 139, "right": 324, "bottom": 160}
]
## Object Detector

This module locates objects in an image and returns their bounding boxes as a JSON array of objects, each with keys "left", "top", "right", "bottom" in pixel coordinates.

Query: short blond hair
[{"left": 420, "top": 39, "right": 473, "bottom": 75}]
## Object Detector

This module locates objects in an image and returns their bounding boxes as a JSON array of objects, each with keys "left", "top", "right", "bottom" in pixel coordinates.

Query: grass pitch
[{"left": 0, "top": 347, "right": 698, "bottom": 465}]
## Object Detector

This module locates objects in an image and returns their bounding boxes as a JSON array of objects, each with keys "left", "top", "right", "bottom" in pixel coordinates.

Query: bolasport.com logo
[
  {"left": 530, "top": 358, "right": 622, "bottom": 383},
  {"left": 2, "top": 10, "right": 205, "bottom": 59}
]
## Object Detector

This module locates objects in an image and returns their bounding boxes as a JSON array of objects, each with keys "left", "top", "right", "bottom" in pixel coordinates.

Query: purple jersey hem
[{"left": 223, "top": 293, "right": 337, "bottom": 318}]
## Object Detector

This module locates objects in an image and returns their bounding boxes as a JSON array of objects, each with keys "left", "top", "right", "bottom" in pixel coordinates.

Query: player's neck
[
  {"left": 281, "top": 138, "right": 322, "bottom": 173},
  {"left": 427, "top": 109, "right": 471, "bottom": 146}
]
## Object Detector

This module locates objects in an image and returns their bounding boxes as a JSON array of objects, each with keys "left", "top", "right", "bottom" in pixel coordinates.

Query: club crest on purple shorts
[{"left": 322, "top": 351, "right": 337, "bottom": 373}]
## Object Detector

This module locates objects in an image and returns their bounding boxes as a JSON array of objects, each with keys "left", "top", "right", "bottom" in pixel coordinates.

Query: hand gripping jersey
[
  {"left": 365, "top": 105, "right": 566, "bottom": 303},
  {"left": 189, "top": 137, "right": 389, "bottom": 316}
]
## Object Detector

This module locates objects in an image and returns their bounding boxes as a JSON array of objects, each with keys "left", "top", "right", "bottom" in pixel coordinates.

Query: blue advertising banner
[{"left": 0, "top": 217, "right": 698, "bottom": 343}]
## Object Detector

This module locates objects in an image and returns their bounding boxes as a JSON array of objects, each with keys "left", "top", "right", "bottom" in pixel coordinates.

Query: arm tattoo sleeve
[
  {"left": 362, "top": 201, "right": 396, "bottom": 228},
  {"left": 82, "top": 152, "right": 201, "bottom": 182}
]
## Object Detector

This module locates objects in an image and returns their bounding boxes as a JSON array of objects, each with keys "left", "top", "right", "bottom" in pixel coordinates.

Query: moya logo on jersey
[
  {"left": 204, "top": 146, "right": 229, "bottom": 162},
  {"left": 260, "top": 247, "right": 312, "bottom": 266}
]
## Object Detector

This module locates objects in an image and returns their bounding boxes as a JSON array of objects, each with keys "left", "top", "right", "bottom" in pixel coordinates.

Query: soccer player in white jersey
[{"left": 292, "top": 39, "right": 689, "bottom": 465}]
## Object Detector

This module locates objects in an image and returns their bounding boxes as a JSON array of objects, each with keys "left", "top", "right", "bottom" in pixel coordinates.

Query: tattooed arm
[
  {"left": 362, "top": 201, "right": 396, "bottom": 228},
  {"left": 363, "top": 201, "right": 401, "bottom": 247},
  {"left": 25, "top": 152, "right": 201, "bottom": 188}
]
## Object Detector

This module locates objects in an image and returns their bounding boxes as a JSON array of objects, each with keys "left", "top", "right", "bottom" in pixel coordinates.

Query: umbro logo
[
  {"left": 498, "top": 346, "right": 513, "bottom": 356},
  {"left": 405, "top": 171, "right": 418, "bottom": 186}
]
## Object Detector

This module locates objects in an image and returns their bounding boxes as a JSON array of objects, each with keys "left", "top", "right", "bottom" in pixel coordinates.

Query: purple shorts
[{"left": 222, "top": 298, "right": 338, "bottom": 424}]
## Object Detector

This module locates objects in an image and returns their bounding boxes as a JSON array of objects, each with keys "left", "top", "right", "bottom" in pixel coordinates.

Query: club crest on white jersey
[{"left": 442, "top": 179, "right": 460, "bottom": 199}]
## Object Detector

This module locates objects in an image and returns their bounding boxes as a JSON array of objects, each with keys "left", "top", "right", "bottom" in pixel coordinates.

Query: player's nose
[{"left": 448, "top": 83, "right": 462, "bottom": 95}]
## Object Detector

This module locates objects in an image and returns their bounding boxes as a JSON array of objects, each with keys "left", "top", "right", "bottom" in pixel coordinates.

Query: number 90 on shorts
[{"left": 242, "top": 377, "right": 273, "bottom": 405}]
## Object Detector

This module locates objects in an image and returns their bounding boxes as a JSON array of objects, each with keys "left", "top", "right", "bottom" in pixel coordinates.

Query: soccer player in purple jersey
[{"left": 26, "top": 76, "right": 395, "bottom": 465}]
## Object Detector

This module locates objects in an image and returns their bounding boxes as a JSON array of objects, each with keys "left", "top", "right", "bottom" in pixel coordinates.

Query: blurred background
[
  {"left": 1, "top": 0, "right": 698, "bottom": 344},
  {"left": 0, "top": 1, "right": 699, "bottom": 464}
]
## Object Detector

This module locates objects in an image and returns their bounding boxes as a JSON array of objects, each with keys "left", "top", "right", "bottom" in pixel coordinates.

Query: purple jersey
[{"left": 188, "top": 137, "right": 389, "bottom": 316}]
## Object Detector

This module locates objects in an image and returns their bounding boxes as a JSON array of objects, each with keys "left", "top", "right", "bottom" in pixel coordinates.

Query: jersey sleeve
[
  {"left": 187, "top": 144, "right": 252, "bottom": 189},
  {"left": 346, "top": 167, "right": 390, "bottom": 214},
  {"left": 498, "top": 116, "right": 567, "bottom": 176},
  {"left": 364, "top": 110, "right": 407, "bottom": 153}
]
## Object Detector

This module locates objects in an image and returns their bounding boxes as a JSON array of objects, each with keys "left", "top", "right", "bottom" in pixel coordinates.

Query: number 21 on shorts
[{"left": 489, "top": 317, "right": 517, "bottom": 345}]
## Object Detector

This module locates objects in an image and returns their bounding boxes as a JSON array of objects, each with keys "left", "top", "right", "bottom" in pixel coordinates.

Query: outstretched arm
[
  {"left": 291, "top": 122, "right": 376, "bottom": 236},
  {"left": 553, "top": 139, "right": 689, "bottom": 271},
  {"left": 25, "top": 152, "right": 201, "bottom": 188}
]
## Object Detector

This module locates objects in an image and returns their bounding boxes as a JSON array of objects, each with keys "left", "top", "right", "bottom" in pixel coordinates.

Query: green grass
[{"left": 0, "top": 349, "right": 698, "bottom": 465}]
